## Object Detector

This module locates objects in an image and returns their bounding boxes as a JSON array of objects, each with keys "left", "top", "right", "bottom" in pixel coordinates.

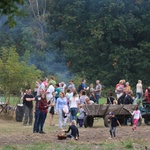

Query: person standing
[
  {"left": 68, "top": 80, "right": 75, "bottom": 91},
  {"left": 56, "top": 92, "right": 68, "bottom": 129},
  {"left": 48, "top": 92, "right": 56, "bottom": 126},
  {"left": 55, "top": 83, "right": 61, "bottom": 100},
  {"left": 134, "top": 80, "right": 143, "bottom": 104},
  {"left": 145, "top": 86, "right": 150, "bottom": 102},
  {"left": 95, "top": 80, "right": 102, "bottom": 104},
  {"left": 69, "top": 92, "right": 79, "bottom": 122},
  {"left": 23, "top": 88, "right": 34, "bottom": 126},
  {"left": 39, "top": 94, "right": 48, "bottom": 134},
  {"left": 46, "top": 82, "right": 54, "bottom": 102},
  {"left": 33, "top": 90, "right": 44, "bottom": 133},
  {"left": 36, "top": 79, "right": 45, "bottom": 96}
]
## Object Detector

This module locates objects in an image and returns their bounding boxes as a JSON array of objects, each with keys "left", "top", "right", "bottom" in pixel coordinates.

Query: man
[
  {"left": 33, "top": 90, "right": 44, "bottom": 133},
  {"left": 68, "top": 80, "right": 75, "bottom": 91},
  {"left": 36, "top": 79, "right": 45, "bottom": 96},
  {"left": 23, "top": 88, "right": 34, "bottom": 125},
  {"left": 46, "top": 82, "right": 54, "bottom": 102},
  {"left": 59, "top": 82, "right": 67, "bottom": 93},
  {"left": 95, "top": 80, "right": 102, "bottom": 104}
]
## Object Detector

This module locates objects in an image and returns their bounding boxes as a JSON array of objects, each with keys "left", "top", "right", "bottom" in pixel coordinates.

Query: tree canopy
[{"left": 0, "top": 0, "right": 150, "bottom": 95}]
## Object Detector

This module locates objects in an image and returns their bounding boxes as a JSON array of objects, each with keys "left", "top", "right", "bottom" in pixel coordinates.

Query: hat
[{"left": 109, "top": 112, "right": 114, "bottom": 115}]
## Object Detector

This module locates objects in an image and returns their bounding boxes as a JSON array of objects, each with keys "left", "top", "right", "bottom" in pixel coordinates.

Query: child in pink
[{"left": 131, "top": 106, "right": 142, "bottom": 131}]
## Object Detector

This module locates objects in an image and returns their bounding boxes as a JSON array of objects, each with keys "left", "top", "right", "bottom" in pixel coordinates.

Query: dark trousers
[
  {"left": 78, "top": 119, "right": 84, "bottom": 127},
  {"left": 110, "top": 126, "right": 116, "bottom": 137},
  {"left": 33, "top": 109, "right": 41, "bottom": 132},
  {"left": 23, "top": 106, "right": 33, "bottom": 125},
  {"left": 39, "top": 111, "right": 47, "bottom": 132}
]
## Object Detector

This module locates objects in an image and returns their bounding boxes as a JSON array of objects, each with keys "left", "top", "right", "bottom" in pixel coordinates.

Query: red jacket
[
  {"left": 145, "top": 89, "right": 150, "bottom": 102},
  {"left": 39, "top": 99, "right": 48, "bottom": 113}
]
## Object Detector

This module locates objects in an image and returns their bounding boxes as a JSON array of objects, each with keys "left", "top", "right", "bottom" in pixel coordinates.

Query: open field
[{"left": 0, "top": 112, "right": 150, "bottom": 150}]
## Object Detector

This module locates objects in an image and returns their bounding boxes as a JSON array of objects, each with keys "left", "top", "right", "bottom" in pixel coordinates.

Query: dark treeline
[{"left": 0, "top": 0, "right": 150, "bottom": 90}]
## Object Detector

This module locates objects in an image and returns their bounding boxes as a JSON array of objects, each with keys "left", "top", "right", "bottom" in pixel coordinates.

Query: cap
[{"left": 109, "top": 112, "right": 114, "bottom": 115}]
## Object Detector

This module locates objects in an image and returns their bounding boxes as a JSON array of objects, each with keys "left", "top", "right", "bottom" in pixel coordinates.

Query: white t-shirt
[
  {"left": 69, "top": 96, "right": 79, "bottom": 108},
  {"left": 46, "top": 85, "right": 54, "bottom": 101},
  {"left": 136, "top": 83, "right": 142, "bottom": 93},
  {"left": 37, "top": 82, "right": 45, "bottom": 96},
  {"left": 132, "top": 110, "right": 141, "bottom": 119}
]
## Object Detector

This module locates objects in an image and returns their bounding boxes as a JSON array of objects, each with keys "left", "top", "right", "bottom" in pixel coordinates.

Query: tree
[
  {"left": 0, "top": 0, "right": 25, "bottom": 27},
  {"left": 0, "top": 46, "right": 41, "bottom": 101}
]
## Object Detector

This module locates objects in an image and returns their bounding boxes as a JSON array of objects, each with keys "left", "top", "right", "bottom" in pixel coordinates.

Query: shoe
[
  {"left": 132, "top": 128, "right": 134, "bottom": 131},
  {"left": 39, "top": 131, "right": 46, "bottom": 134},
  {"left": 33, "top": 131, "right": 38, "bottom": 133},
  {"left": 108, "top": 137, "right": 112, "bottom": 139}
]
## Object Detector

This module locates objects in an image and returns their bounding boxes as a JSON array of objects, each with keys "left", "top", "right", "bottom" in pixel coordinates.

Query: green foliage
[
  {"left": 0, "top": 46, "right": 41, "bottom": 101},
  {"left": 0, "top": 0, "right": 25, "bottom": 27},
  {"left": 0, "top": 0, "right": 150, "bottom": 91}
]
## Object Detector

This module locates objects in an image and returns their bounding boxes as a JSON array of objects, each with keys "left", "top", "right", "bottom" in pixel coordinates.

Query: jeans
[
  {"left": 134, "top": 93, "right": 142, "bottom": 104},
  {"left": 110, "top": 126, "right": 116, "bottom": 137},
  {"left": 58, "top": 109, "right": 64, "bottom": 129},
  {"left": 70, "top": 107, "right": 78, "bottom": 122},
  {"left": 39, "top": 111, "right": 47, "bottom": 132},
  {"left": 95, "top": 95, "right": 100, "bottom": 104},
  {"left": 78, "top": 119, "right": 84, "bottom": 127},
  {"left": 23, "top": 105, "right": 33, "bottom": 125},
  {"left": 33, "top": 109, "right": 40, "bottom": 132}
]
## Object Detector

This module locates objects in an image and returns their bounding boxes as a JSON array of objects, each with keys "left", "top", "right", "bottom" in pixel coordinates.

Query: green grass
[
  {"left": 1, "top": 140, "right": 146, "bottom": 150},
  {"left": 0, "top": 96, "right": 21, "bottom": 106},
  {"left": 99, "top": 97, "right": 106, "bottom": 104}
]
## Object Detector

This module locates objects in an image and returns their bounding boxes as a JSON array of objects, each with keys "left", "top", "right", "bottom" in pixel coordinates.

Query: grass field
[{"left": 1, "top": 96, "right": 150, "bottom": 150}]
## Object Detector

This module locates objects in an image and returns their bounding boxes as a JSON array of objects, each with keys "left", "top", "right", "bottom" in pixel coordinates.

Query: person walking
[
  {"left": 109, "top": 112, "right": 121, "bottom": 139},
  {"left": 130, "top": 106, "right": 142, "bottom": 131}
]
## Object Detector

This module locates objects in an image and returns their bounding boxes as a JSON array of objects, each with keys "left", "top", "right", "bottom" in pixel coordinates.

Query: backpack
[{"left": 77, "top": 84, "right": 82, "bottom": 93}]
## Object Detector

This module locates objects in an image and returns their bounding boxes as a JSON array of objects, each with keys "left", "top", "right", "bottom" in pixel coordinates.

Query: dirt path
[{"left": 0, "top": 116, "right": 150, "bottom": 148}]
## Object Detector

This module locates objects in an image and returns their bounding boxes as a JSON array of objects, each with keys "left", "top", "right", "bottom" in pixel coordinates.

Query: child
[
  {"left": 48, "top": 92, "right": 56, "bottom": 126},
  {"left": 130, "top": 106, "right": 142, "bottom": 131},
  {"left": 109, "top": 112, "right": 121, "bottom": 139},
  {"left": 64, "top": 120, "right": 79, "bottom": 140},
  {"left": 77, "top": 105, "right": 85, "bottom": 127}
]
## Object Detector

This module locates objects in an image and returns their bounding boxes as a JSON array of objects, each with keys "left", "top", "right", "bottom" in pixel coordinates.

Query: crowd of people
[
  {"left": 22, "top": 77, "right": 102, "bottom": 136},
  {"left": 21, "top": 76, "right": 150, "bottom": 139}
]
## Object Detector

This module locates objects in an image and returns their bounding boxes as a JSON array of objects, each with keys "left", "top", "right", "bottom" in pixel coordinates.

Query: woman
[
  {"left": 56, "top": 92, "right": 68, "bottom": 129},
  {"left": 134, "top": 80, "right": 143, "bottom": 104},
  {"left": 125, "top": 82, "right": 131, "bottom": 94},
  {"left": 79, "top": 91, "right": 88, "bottom": 105},
  {"left": 39, "top": 94, "right": 48, "bottom": 134},
  {"left": 69, "top": 92, "right": 79, "bottom": 122},
  {"left": 48, "top": 91, "right": 56, "bottom": 126}
]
